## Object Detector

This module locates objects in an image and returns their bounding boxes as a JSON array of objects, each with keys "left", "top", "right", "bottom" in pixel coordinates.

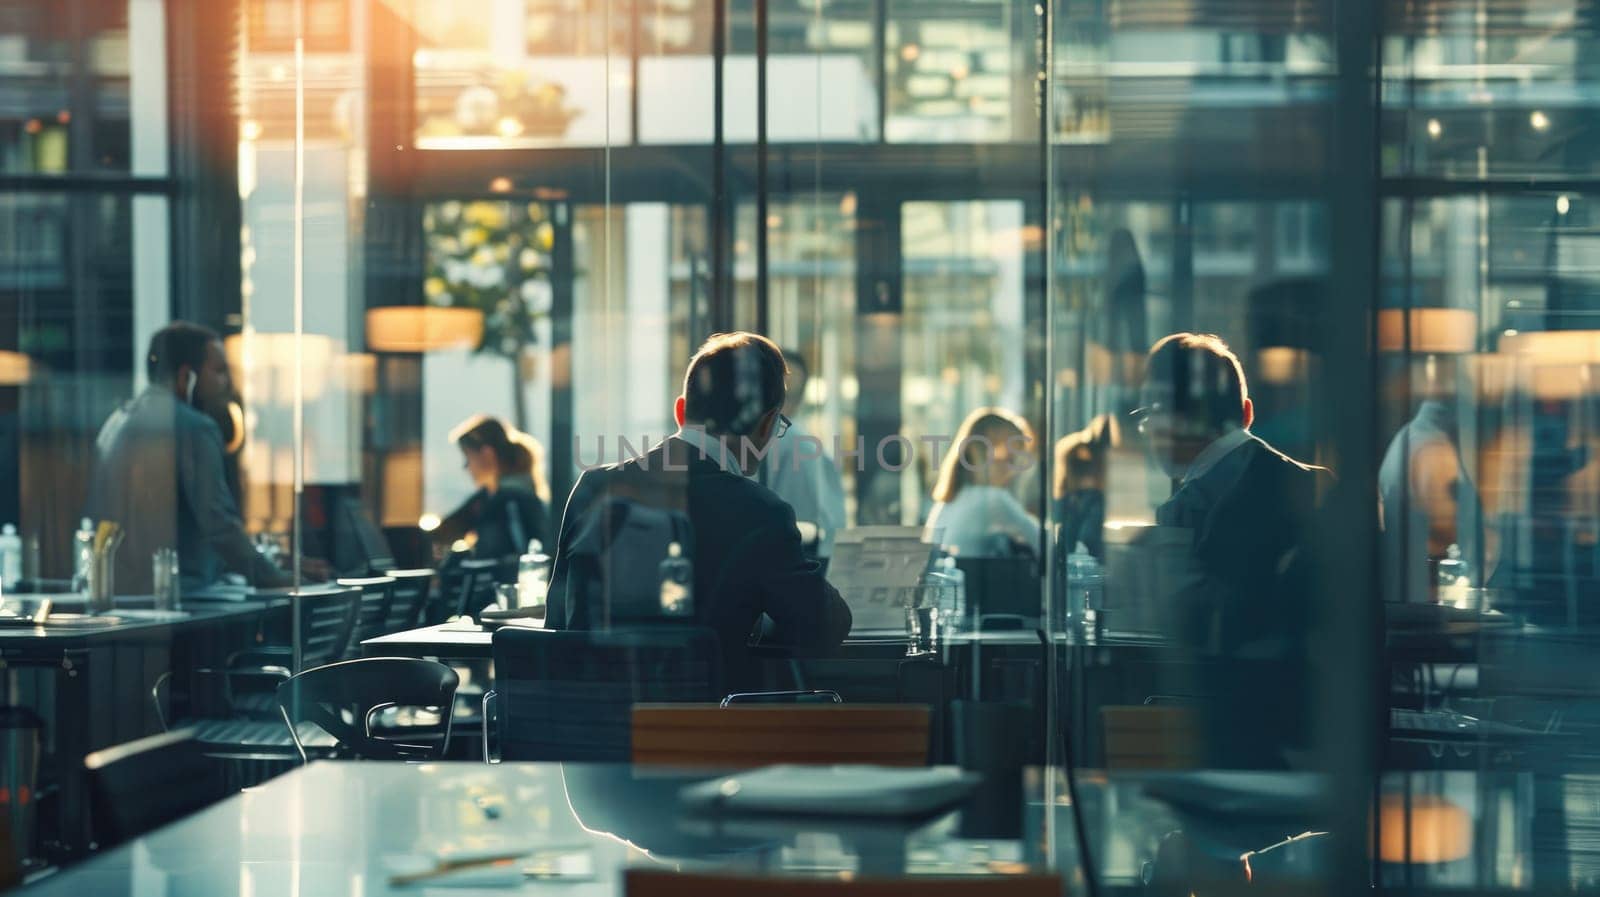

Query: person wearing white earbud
[{"left": 86, "top": 322, "right": 307, "bottom": 593}]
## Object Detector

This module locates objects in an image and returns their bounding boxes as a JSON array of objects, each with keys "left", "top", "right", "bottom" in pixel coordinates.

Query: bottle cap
[
  {"left": 2, "top": 524, "right": 15, "bottom": 536},
  {"left": 80, "top": 518, "right": 93, "bottom": 530},
  {"left": 667, "top": 542, "right": 682, "bottom": 558}
]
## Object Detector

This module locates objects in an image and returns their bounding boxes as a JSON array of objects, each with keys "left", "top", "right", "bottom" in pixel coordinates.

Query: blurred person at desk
[
  {"left": 1053, "top": 413, "right": 1119, "bottom": 559},
  {"left": 546, "top": 332, "right": 852, "bottom": 690},
  {"left": 925, "top": 408, "right": 1041, "bottom": 559},
  {"left": 757, "top": 348, "right": 847, "bottom": 561},
  {"left": 431, "top": 415, "right": 549, "bottom": 565},
  {"left": 1136, "top": 333, "right": 1330, "bottom": 766},
  {"left": 1379, "top": 355, "right": 1484, "bottom": 604},
  {"left": 87, "top": 322, "right": 317, "bottom": 592}
]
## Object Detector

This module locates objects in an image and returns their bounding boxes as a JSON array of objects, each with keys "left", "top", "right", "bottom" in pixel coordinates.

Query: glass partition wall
[{"left": 6, "top": 0, "right": 1600, "bottom": 889}]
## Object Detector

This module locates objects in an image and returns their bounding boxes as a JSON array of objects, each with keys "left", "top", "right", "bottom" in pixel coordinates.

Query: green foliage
[{"left": 422, "top": 200, "right": 555, "bottom": 359}]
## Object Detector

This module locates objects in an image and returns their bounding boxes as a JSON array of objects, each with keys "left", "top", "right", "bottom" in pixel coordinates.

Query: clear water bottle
[
  {"left": 1436, "top": 543, "right": 1471, "bottom": 606},
  {"left": 517, "top": 539, "right": 552, "bottom": 609},
  {"left": 658, "top": 542, "right": 694, "bottom": 617},
  {"left": 72, "top": 518, "right": 95, "bottom": 593},
  {"left": 0, "top": 525, "right": 22, "bottom": 593},
  {"left": 1065, "top": 542, "right": 1103, "bottom": 640},
  {"left": 938, "top": 555, "right": 967, "bottom": 631}
]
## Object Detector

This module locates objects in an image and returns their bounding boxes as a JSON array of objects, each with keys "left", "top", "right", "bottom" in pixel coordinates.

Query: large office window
[{"left": 6, "top": 0, "right": 1600, "bottom": 889}]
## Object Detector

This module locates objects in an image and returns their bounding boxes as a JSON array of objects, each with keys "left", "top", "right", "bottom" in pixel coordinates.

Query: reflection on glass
[
  {"left": 886, "top": 0, "right": 1028, "bottom": 142},
  {"left": 411, "top": 0, "right": 629, "bottom": 147},
  {"left": 903, "top": 200, "right": 1030, "bottom": 526}
]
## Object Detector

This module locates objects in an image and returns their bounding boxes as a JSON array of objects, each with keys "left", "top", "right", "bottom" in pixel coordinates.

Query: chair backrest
[
  {"left": 337, "top": 575, "right": 397, "bottom": 655},
  {"left": 454, "top": 557, "right": 502, "bottom": 618},
  {"left": 84, "top": 728, "right": 227, "bottom": 849},
  {"left": 632, "top": 704, "right": 931, "bottom": 768},
  {"left": 625, "top": 870, "right": 1061, "bottom": 897},
  {"left": 1100, "top": 705, "right": 1202, "bottom": 770},
  {"left": 293, "top": 586, "right": 362, "bottom": 671},
  {"left": 275, "top": 657, "right": 459, "bottom": 762},
  {"left": 491, "top": 626, "right": 721, "bottom": 762},
  {"left": 383, "top": 568, "right": 434, "bottom": 632}
]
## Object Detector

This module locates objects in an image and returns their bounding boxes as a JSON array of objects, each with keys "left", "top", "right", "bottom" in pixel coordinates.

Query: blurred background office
[{"left": 4, "top": 0, "right": 1600, "bottom": 890}]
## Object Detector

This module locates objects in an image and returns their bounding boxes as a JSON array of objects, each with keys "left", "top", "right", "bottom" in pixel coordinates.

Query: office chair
[
  {"left": 84, "top": 729, "right": 229, "bottom": 850},
  {"left": 336, "top": 575, "right": 397, "bottom": 656},
  {"left": 484, "top": 626, "right": 721, "bottom": 762},
  {"left": 630, "top": 703, "right": 931, "bottom": 767},
  {"left": 275, "top": 657, "right": 459, "bottom": 763},
  {"left": 452, "top": 557, "right": 502, "bottom": 619},
  {"left": 382, "top": 568, "right": 434, "bottom": 632},
  {"left": 1100, "top": 704, "right": 1202, "bottom": 770},
  {"left": 227, "top": 586, "right": 363, "bottom": 678},
  {"left": 625, "top": 869, "right": 1061, "bottom": 897},
  {"left": 221, "top": 586, "right": 363, "bottom": 719},
  {"left": 150, "top": 667, "right": 339, "bottom": 790}
]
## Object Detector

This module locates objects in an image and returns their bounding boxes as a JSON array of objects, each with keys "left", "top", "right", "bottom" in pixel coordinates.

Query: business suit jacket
[
  {"left": 546, "top": 437, "right": 852, "bottom": 691},
  {"left": 88, "top": 386, "right": 290, "bottom": 592},
  {"left": 434, "top": 473, "right": 548, "bottom": 563},
  {"left": 1155, "top": 432, "right": 1329, "bottom": 767}
]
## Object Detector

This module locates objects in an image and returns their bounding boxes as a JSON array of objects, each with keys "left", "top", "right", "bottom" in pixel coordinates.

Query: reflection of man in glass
[
  {"left": 89, "top": 323, "right": 295, "bottom": 592},
  {"left": 1378, "top": 355, "right": 1483, "bottom": 604},
  {"left": 1137, "top": 333, "right": 1329, "bottom": 767},
  {"left": 758, "top": 349, "right": 847, "bottom": 560}
]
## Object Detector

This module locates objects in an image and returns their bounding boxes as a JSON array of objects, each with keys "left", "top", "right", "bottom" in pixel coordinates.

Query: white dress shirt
[
  {"left": 758, "top": 420, "right": 848, "bottom": 557},
  {"left": 925, "top": 485, "right": 1041, "bottom": 559}
]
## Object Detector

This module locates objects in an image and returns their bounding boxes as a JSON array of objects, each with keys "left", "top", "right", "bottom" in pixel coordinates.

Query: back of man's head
[
  {"left": 1145, "top": 332, "right": 1250, "bottom": 430},
  {"left": 146, "top": 322, "right": 220, "bottom": 383},
  {"left": 682, "top": 332, "right": 788, "bottom": 436}
]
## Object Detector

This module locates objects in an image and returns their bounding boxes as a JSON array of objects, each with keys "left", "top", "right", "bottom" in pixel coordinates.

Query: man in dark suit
[
  {"left": 546, "top": 332, "right": 852, "bottom": 691},
  {"left": 88, "top": 322, "right": 297, "bottom": 593},
  {"left": 1137, "top": 333, "right": 1330, "bottom": 766}
]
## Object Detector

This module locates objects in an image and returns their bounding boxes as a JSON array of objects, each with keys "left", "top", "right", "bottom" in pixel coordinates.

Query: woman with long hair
[
  {"left": 925, "top": 407, "right": 1041, "bottom": 558},
  {"left": 433, "top": 414, "right": 550, "bottom": 563}
]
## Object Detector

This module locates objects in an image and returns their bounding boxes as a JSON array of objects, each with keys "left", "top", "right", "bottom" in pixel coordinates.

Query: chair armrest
[
  {"left": 720, "top": 690, "right": 842, "bottom": 707},
  {"left": 482, "top": 689, "right": 498, "bottom": 764},
  {"left": 228, "top": 647, "right": 293, "bottom": 674},
  {"left": 195, "top": 666, "right": 292, "bottom": 717}
]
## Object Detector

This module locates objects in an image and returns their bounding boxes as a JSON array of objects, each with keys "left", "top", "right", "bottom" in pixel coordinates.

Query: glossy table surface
[
  {"left": 18, "top": 761, "right": 1043, "bottom": 896},
  {"left": 362, "top": 620, "right": 1055, "bottom": 659},
  {"left": 0, "top": 594, "right": 285, "bottom": 645},
  {"left": 16, "top": 759, "right": 1592, "bottom": 895}
]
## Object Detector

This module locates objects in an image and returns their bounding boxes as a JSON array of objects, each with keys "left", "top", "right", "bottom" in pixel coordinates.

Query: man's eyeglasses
[{"left": 1129, "top": 403, "right": 1166, "bottom": 435}]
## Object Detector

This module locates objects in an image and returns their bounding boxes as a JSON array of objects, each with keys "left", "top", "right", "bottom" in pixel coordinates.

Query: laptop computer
[{"left": 828, "top": 526, "right": 938, "bottom": 636}]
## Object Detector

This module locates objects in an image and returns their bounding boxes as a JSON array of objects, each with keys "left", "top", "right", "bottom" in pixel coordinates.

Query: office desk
[
  {"left": 0, "top": 596, "right": 288, "bottom": 860},
  {"left": 363, "top": 621, "right": 1050, "bottom": 662},
  {"left": 17, "top": 761, "right": 1041, "bottom": 896},
  {"left": 17, "top": 761, "right": 1580, "bottom": 895},
  {"left": 362, "top": 619, "right": 502, "bottom": 659}
]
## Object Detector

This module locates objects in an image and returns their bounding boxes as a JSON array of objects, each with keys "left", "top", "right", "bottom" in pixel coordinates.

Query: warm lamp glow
[
  {"left": 0, "top": 351, "right": 35, "bottom": 385},
  {"left": 1376, "top": 794, "right": 1472, "bottom": 864},
  {"left": 1529, "top": 363, "right": 1596, "bottom": 401},
  {"left": 335, "top": 352, "right": 378, "bottom": 394},
  {"left": 381, "top": 449, "right": 424, "bottom": 527},
  {"left": 366, "top": 307, "right": 484, "bottom": 353},
  {"left": 1377, "top": 309, "right": 1477, "bottom": 354},
  {"left": 222, "top": 332, "right": 338, "bottom": 400},
  {"left": 1498, "top": 329, "right": 1600, "bottom": 362},
  {"left": 1256, "top": 346, "right": 1311, "bottom": 386}
]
